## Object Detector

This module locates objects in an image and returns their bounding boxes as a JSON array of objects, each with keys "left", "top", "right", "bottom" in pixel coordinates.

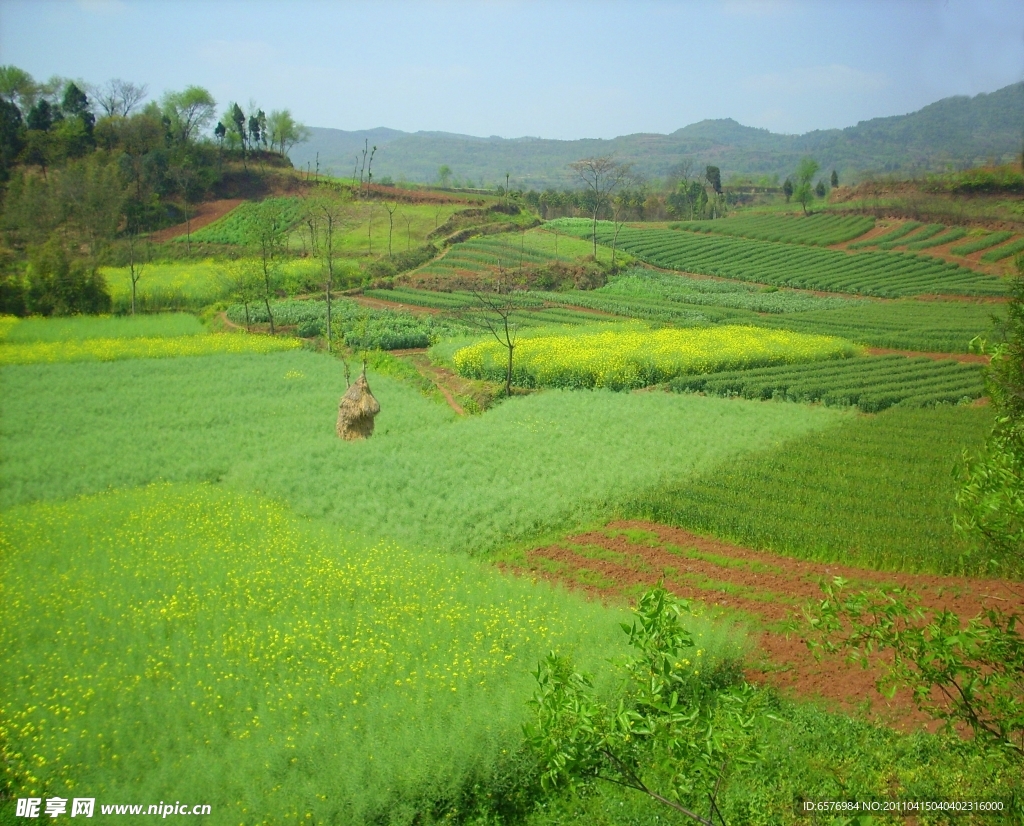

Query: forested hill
[{"left": 293, "top": 81, "right": 1023, "bottom": 188}]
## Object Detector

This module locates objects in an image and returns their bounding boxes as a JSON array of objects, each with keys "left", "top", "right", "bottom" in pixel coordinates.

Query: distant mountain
[{"left": 291, "top": 82, "right": 1024, "bottom": 189}]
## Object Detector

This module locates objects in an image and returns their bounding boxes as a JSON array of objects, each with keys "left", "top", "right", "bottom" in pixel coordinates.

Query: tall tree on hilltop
[{"left": 162, "top": 86, "right": 216, "bottom": 144}]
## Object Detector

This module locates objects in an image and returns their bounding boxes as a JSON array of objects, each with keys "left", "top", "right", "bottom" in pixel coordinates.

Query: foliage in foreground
[
  {"left": 808, "top": 578, "right": 1024, "bottom": 759},
  {"left": 0, "top": 484, "right": 634, "bottom": 825},
  {"left": 453, "top": 325, "right": 857, "bottom": 390},
  {"left": 527, "top": 587, "right": 759, "bottom": 825}
]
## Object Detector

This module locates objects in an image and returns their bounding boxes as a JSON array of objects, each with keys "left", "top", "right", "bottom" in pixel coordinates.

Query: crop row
[
  {"left": 0, "top": 332, "right": 301, "bottom": 365},
  {"left": 847, "top": 222, "right": 922, "bottom": 250},
  {"left": 556, "top": 223, "right": 1005, "bottom": 297},
  {"left": 668, "top": 213, "right": 875, "bottom": 246},
  {"left": 981, "top": 236, "right": 1024, "bottom": 264},
  {"left": 670, "top": 354, "right": 983, "bottom": 412},
  {"left": 950, "top": 231, "right": 1014, "bottom": 256},
  {"left": 903, "top": 226, "right": 968, "bottom": 251},
  {"left": 453, "top": 325, "right": 857, "bottom": 390},
  {"left": 877, "top": 223, "right": 945, "bottom": 250}
]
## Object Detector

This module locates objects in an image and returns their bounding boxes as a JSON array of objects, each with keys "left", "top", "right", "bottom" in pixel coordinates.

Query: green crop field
[
  {"left": 847, "top": 221, "right": 922, "bottom": 250},
  {"left": 950, "top": 231, "right": 1014, "bottom": 256},
  {"left": 671, "top": 353, "right": 984, "bottom": 412},
  {"left": 181, "top": 197, "right": 307, "bottom": 245},
  {"left": 878, "top": 222, "right": 945, "bottom": 249},
  {"left": 669, "top": 213, "right": 875, "bottom": 246},
  {"left": 903, "top": 226, "right": 968, "bottom": 250},
  {"left": 0, "top": 313, "right": 204, "bottom": 342},
  {"left": 547, "top": 220, "right": 1006, "bottom": 297},
  {"left": 227, "top": 297, "right": 473, "bottom": 349},
  {"left": 628, "top": 404, "right": 994, "bottom": 574},
  {"left": 0, "top": 484, "right": 659, "bottom": 825},
  {"left": 981, "top": 235, "right": 1024, "bottom": 264},
  {"left": 0, "top": 346, "right": 843, "bottom": 555}
]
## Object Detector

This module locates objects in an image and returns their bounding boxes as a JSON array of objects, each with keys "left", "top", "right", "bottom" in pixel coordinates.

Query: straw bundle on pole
[{"left": 336, "top": 367, "right": 380, "bottom": 440}]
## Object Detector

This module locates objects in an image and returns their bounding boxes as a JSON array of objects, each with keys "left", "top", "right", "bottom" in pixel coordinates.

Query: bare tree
[
  {"left": 309, "top": 192, "right": 349, "bottom": 351},
  {"left": 95, "top": 79, "right": 148, "bottom": 118},
  {"left": 382, "top": 201, "right": 399, "bottom": 258},
  {"left": 171, "top": 163, "right": 199, "bottom": 255},
  {"left": 569, "top": 155, "right": 633, "bottom": 257},
  {"left": 125, "top": 222, "right": 147, "bottom": 315},
  {"left": 469, "top": 269, "right": 521, "bottom": 397},
  {"left": 246, "top": 200, "right": 288, "bottom": 335}
]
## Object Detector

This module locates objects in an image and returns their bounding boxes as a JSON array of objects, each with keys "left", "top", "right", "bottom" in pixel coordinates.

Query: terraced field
[
  {"left": 549, "top": 220, "right": 1006, "bottom": 297},
  {"left": 670, "top": 354, "right": 984, "bottom": 412},
  {"left": 669, "top": 213, "right": 875, "bottom": 246}
]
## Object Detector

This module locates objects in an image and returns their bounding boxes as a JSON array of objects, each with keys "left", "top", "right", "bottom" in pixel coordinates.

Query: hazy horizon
[{"left": 2, "top": 0, "right": 1023, "bottom": 141}]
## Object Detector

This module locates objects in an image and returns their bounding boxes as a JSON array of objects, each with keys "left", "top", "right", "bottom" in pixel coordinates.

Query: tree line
[{"left": 0, "top": 65, "right": 309, "bottom": 316}]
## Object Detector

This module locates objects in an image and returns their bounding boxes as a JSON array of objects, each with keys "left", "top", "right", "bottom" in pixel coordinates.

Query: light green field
[
  {"left": 0, "top": 313, "right": 204, "bottom": 342},
  {"left": 0, "top": 483, "right": 657, "bottom": 825},
  {"left": 0, "top": 348, "right": 845, "bottom": 555}
]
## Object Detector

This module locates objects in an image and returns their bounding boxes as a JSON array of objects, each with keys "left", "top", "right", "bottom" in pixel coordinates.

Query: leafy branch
[{"left": 525, "top": 586, "right": 762, "bottom": 824}]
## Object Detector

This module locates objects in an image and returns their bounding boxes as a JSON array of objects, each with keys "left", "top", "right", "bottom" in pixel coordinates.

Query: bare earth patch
[
  {"left": 149, "top": 199, "right": 245, "bottom": 242},
  {"left": 509, "top": 521, "right": 1022, "bottom": 731}
]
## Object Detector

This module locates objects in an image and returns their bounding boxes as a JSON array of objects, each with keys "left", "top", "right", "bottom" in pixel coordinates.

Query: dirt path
[
  {"left": 510, "top": 521, "right": 1022, "bottom": 730},
  {"left": 149, "top": 199, "right": 245, "bottom": 242},
  {"left": 348, "top": 295, "right": 442, "bottom": 315}
]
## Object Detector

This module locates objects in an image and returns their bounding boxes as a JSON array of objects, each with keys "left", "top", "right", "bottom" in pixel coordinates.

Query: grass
[
  {"left": 625, "top": 405, "right": 995, "bottom": 575},
  {"left": 981, "top": 236, "right": 1024, "bottom": 264},
  {"left": 0, "top": 349, "right": 844, "bottom": 556},
  {"left": 0, "top": 313, "right": 204, "bottom": 342},
  {"left": 452, "top": 324, "right": 858, "bottom": 390},
  {"left": 0, "top": 483, "right": 640, "bottom": 824}
]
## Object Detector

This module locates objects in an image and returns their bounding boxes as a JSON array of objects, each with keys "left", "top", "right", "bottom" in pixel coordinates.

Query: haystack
[{"left": 337, "top": 368, "right": 381, "bottom": 440}]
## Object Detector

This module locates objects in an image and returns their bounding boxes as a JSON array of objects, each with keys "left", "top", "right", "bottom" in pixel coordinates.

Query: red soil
[
  {"left": 510, "top": 522, "right": 1022, "bottom": 731},
  {"left": 149, "top": 199, "right": 245, "bottom": 242}
]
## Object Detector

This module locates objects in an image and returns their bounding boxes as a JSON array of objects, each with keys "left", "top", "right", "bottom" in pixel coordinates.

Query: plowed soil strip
[
  {"left": 149, "top": 199, "right": 245, "bottom": 242},
  {"left": 512, "top": 521, "right": 1021, "bottom": 730}
]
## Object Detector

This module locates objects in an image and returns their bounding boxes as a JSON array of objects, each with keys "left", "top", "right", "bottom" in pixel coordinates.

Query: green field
[
  {"left": 0, "top": 483, "right": 650, "bottom": 824},
  {"left": 981, "top": 235, "right": 1024, "bottom": 264},
  {"left": 669, "top": 213, "right": 875, "bottom": 246},
  {"left": 0, "top": 348, "right": 843, "bottom": 555},
  {"left": 671, "top": 354, "right": 984, "bottom": 412},
  {"left": 950, "top": 231, "right": 1014, "bottom": 256},
  {"left": 628, "top": 404, "right": 994, "bottom": 574},
  {"left": 549, "top": 220, "right": 1007, "bottom": 297},
  {"left": 0, "top": 313, "right": 204, "bottom": 342}
]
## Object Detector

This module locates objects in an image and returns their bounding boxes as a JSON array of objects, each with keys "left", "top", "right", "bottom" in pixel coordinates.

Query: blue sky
[{"left": 2, "top": 0, "right": 1022, "bottom": 140}]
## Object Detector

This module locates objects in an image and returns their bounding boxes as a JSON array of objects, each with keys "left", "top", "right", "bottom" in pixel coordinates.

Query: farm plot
[
  {"left": 0, "top": 348, "right": 842, "bottom": 555},
  {"left": 0, "top": 483, "right": 638, "bottom": 824},
  {"left": 452, "top": 325, "right": 857, "bottom": 390},
  {"left": 0, "top": 315, "right": 300, "bottom": 365},
  {"left": 670, "top": 213, "right": 875, "bottom": 246},
  {"left": 671, "top": 354, "right": 984, "bottom": 412},
  {"left": 951, "top": 231, "right": 1014, "bottom": 256},
  {"left": 226, "top": 298, "right": 472, "bottom": 349},
  {"left": 548, "top": 220, "right": 1006, "bottom": 297},
  {"left": 181, "top": 196, "right": 306, "bottom": 244},
  {"left": 102, "top": 258, "right": 322, "bottom": 312},
  {"left": 848, "top": 221, "right": 922, "bottom": 249},
  {"left": 627, "top": 404, "right": 994, "bottom": 575}
]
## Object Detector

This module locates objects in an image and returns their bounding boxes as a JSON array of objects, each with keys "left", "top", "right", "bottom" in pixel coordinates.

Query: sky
[{"left": 2, "top": 0, "right": 1023, "bottom": 140}]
